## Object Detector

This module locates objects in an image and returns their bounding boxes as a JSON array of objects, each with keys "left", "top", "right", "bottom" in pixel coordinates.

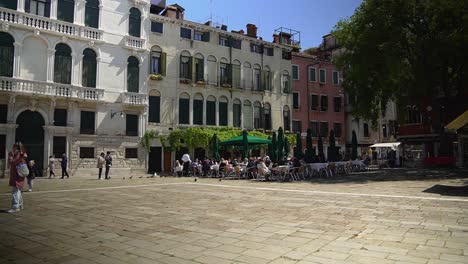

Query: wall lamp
[{"left": 111, "top": 110, "right": 124, "bottom": 119}]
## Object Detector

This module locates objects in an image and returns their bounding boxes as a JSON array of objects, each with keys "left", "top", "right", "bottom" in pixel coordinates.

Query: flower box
[
  {"left": 196, "top": 80, "right": 206, "bottom": 85},
  {"left": 179, "top": 79, "right": 191, "bottom": 84},
  {"left": 221, "top": 83, "right": 232, "bottom": 88},
  {"left": 149, "top": 74, "right": 163, "bottom": 81}
]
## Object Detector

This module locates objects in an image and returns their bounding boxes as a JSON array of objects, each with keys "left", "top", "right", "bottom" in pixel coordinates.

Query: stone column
[
  {"left": 17, "top": 0, "right": 25, "bottom": 12},
  {"left": 67, "top": 102, "right": 75, "bottom": 127},
  {"left": 75, "top": 0, "right": 86, "bottom": 26},
  {"left": 43, "top": 126, "right": 54, "bottom": 175},
  {"left": 47, "top": 48, "right": 55, "bottom": 83},
  {"left": 50, "top": 0, "right": 58, "bottom": 20},
  {"left": 4, "top": 124, "right": 18, "bottom": 176},
  {"left": 189, "top": 98, "right": 193, "bottom": 125},
  {"left": 71, "top": 52, "right": 78, "bottom": 86},
  {"left": 215, "top": 101, "right": 219, "bottom": 126},
  {"left": 203, "top": 98, "right": 207, "bottom": 125},
  {"left": 7, "top": 95, "right": 16, "bottom": 124},
  {"left": 13, "top": 42, "right": 22, "bottom": 78},
  {"left": 48, "top": 99, "right": 56, "bottom": 125}
]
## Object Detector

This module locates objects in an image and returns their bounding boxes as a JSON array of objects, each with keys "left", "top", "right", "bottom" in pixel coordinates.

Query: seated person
[
  {"left": 257, "top": 159, "right": 271, "bottom": 180},
  {"left": 202, "top": 158, "right": 211, "bottom": 176},
  {"left": 219, "top": 158, "right": 227, "bottom": 172},
  {"left": 174, "top": 160, "right": 183, "bottom": 176}
]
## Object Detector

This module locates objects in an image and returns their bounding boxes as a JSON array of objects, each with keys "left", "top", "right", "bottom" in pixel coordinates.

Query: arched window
[
  {"left": 253, "top": 64, "right": 261, "bottom": 91},
  {"left": 150, "top": 45, "right": 166, "bottom": 75},
  {"left": 85, "top": 0, "right": 99, "bottom": 28},
  {"left": 179, "top": 50, "right": 192, "bottom": 81},
  {"left": 282, "top": 70, "right": 291, "bottom": 94},
  {"left": 27, "top": 0, "right": 51, "bottom": 17},
  {"left": 264, "top": 103, "right": 271, "bottom": 130},
  {"left": 54, "top": 43, "right": 72, "bottom": 84},
  {"left": 193, "top": 93, "right": 204, "bottom": 125},
  {"left": 263, "top": 66, "right": 272, "bottom": 91},
  {"left": 243, "top": 61, "right": 252, "bottom": 89},
  {"left": 283, "top": 105, "right": 291, "bottom": 131},
  {"left": 206, "top": 96, "right": 216, "bottom": 125},
  {"left": 195, "top": 53, "right": 204, "bottom": 82},
  {"left": 232, "top": 59, "right": 241, "bottom": 88},
  {"left": 0, "top": 0, "right": 17, "bottom": 10},
  {"left": 219, "top": 57, "right": 230, "bottom": 86},
  {"left": 149, "top": 90, "right": 160, "bottom": 123},
  {"left": 129, "top": 7, "right": 141, "bottom": 37},
  {"left": 233, "top": 99, "right": 241, "bottom": 128},
  {"left": 0, "top": 32, "right": 14, "bottom": 77},
  {"left": 243, "top": 100, "right": 252, "bottom": 129},
  {"left": 219, "top": 96, "right": 228, "bottom": 126},
  {"left": 127, "top": 56, "right": 139, "bottom": 92},
  {"left": 179, "top": 93, "right": 190, "bottom": 124},
  {"left": 57, "top": 0, "right": 75, "bottom": 23},
  {"left": 254, "top": 102, "right": 262, "bottom": 129},
  {"left": 207, "top": 55, "right": 217, "bottom": 84},
  {"left": 82, "top": 48, "right": 97, "bottom": 88}
]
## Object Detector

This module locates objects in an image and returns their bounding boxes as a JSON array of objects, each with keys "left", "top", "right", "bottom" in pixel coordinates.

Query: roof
[
  {"left": 445, "top": 110, "right": 468, "bottom": 132},
  {"left": 369, "top": 142, "right": 401, "bottom": 148}
]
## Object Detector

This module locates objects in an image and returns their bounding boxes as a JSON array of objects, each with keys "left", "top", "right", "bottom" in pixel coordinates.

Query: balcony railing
[
  {"left": 0, "top": 77, "right": 104, "bottom": 101},
  {"left": 125, "top": 36, "right": 146, "bottom": 50},
  {"left": 122, "top": 92, "right": 147, "bottom": 105},
  {"left": 398, "top": 123, "right": 432, "bottom": 136},
  {"left": 0, "top": 7, "right": 103, "bottom": 41}
]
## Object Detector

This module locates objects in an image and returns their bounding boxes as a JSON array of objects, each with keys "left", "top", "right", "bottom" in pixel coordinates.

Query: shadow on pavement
[{"left": 423, "top": 184, "right": 468, "bottom": 197}]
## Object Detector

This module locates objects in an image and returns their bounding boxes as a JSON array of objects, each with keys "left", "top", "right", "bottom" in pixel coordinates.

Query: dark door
[
  {"left": 148, "top": 147, "right": 162, "bottom": 173},
  {"left": 16, "top": 110, "right": 45, "bottom": 176},
  {"left": 163, "top": 150, "right": 171, "bottom": 172}
]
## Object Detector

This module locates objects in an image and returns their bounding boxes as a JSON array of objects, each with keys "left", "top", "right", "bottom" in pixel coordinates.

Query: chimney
[
  {"left": 272, "top": 34, "right": 279, "bottom": 44},
  {"left": 162, "top": 4, "right": 185, "bottom": 20},
  {"left": 246, "top": 23, "right": 257, "bottom": 38}
]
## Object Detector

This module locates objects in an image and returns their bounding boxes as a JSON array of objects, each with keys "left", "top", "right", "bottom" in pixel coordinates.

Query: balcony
[
  {"left": 0, "top": 77, "right": 104, "bottom": 101},
  {"left": 124, "top": 36, "right": 146, "bottom": 50},
  {"left": 398, "top": 123, "right": 431, "bottom": 136},
  {"left": 122, "top": 92, "right": 147, "bottom": 105},
  {"left": 0, "top": 7, "right": 103, "bottom": 41}
]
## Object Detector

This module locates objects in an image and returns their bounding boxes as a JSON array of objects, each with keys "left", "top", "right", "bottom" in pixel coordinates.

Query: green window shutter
[
  {"left": 206, "top": 101, "right": 216, "bottom": 125},
  {"left": 260, "top": 70, "right": 265, "bottom": 90},
  {"left": 232, "top": 65, "right": 240, "bottom": 88},
  {"left": 227, "top": 64, "right": 232, "bottom": 85},
  {"left": 85, "top": 0, "right": 99, "bottom": 28},
  {"left": 202, "top": 31, "right": 210, "bottom": 42},
  {"left": 193, "top": 100, "right": 203, "bottom": 125},
  {"left": 179, "top": 55, "right": 183, "bottom": 78},
  {"left": 160, "top": 52, "right": 166, "bottom": 76},
  {"left": 188, "top": 56, "right": 193, "bottom": 81},
  {"left": 196, "top": 58, "right": 204, "bottom": 81},
  {"left": 149, "top": 96, "right": 160, "bottom": 123},
  {"left": 217, "top": 62, "right": 221, "bottom": 86},
  {"left": 179, "top": 98, "right": 189, "bottom": 124},
  {"left": 57, "top": 0, "right": 74, "bottom": 23},
  {"left": 219, "top": 102, "right": 228, "bottom": 126},
  {"left": 126, "top": 114, "right": 139, "bottom": 136}
]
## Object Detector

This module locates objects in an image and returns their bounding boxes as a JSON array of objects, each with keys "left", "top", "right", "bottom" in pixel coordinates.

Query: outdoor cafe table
[
  {"left": 271, "top": 165, "right": 290, "bottom": 181},
  {"left": 305, "top": 163, "right": 329, "bottom": 177}
]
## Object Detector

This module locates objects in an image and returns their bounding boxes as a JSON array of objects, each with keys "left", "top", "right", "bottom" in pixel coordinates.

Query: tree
[
  {"left": 317, "top": 134, "right": 325, "bottom": 162},
  {"left": 304, "top": 128, "right": 314, "bottom": 163},
  {"left": 351, "top": 130, "right": 358, "bottom": 160},
  {"left": 328, "top": 130, "right": 336, "bottom": 162},
  {"left": 277, "top": 127, "right": 284, "bottom": 162},
  {"left": 332, "top": 0, "right": 468, "bottom": 122},
  {"left": 294, "top": 132, "right": 304, "bottom": 160}
]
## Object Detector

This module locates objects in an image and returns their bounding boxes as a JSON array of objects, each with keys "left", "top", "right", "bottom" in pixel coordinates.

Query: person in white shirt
[
  {"left": 174, "top": 160, "right": 183, "bottom": 177},
  {"left": 181, "top": 153, "right": 191, "bottom": 176}
]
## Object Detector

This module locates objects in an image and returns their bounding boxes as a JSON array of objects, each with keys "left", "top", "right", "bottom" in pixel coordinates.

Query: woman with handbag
[{"left": 7, "top": 142, "right": 28, "bottom": 213}]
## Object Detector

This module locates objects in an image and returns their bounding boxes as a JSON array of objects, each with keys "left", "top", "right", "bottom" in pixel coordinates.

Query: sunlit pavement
[{"left": 1, "top": 171, "right": 467, "bottom": 264}]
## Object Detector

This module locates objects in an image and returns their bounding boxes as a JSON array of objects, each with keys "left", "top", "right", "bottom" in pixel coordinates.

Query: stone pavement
[{"left": 0, "top": 173, "right": 467, "bottom": 264}]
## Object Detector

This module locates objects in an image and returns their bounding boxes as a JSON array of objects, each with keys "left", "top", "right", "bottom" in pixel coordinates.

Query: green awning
[{"left": 219, "top": 135, "right": 271, "bottom": 146}]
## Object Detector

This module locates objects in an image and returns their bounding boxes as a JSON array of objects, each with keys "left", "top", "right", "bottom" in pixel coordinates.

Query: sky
[{"left": 165, "top": 0, "right": 362, "bottom": 49}]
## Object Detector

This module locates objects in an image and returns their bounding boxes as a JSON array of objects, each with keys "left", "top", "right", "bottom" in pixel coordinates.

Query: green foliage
[
  {"left": 332, "top": 0, "right": 468, "bottom": 122},
  {"left": 141, "top": 130, "right": 158, "bottom": 153},
  {"left": 328, "top": 130, "right": 336, "bottom": 162},
  {"left": 351, "top": 130, "right": 358, "bottom": 160},
  {"left": 294, "top": 132, "right": 304, "bottom": 160}
]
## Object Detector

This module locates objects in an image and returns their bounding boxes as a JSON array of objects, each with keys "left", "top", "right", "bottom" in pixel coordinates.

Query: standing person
[
  {"left": 60, "top": 153, "right": 69, "bottom": 179},
  {"left": 48, "top": 155, "right": 56, "bottom": 178},
  {"left": 104, "top": 151, "right": 112, "bottom": 180},
  {"left": 27, "top": 160, "right": 38, "bottom": 192},
  {"left": 181, "top": 153, "right": 191, "bottom": 176},
  {"left": 7, "top": 142, "right": 27, "bottom": 213},
  {"left": 97, "top": 152, "right": 105, "bottom": 180}
]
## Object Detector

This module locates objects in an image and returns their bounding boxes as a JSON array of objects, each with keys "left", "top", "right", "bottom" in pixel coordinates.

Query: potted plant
[
  {"left": 180, "top": 79, "right": 191, "bottom": 84},
  {"left": 149, "top": 73, "right": 163, "bottom": 81},
  {"left": 221, "top": 83, "right": 231, "bottom": 88},
  {"left": 196, "top": 79, "right": 206, "bottom": 85}
]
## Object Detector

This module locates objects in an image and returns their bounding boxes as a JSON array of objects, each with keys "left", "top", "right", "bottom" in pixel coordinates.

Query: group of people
[{"left": 96, "top": 152, "right": 113, "bottom": 180}]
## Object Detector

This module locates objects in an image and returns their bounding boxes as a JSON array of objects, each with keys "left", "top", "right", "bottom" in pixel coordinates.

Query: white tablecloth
[
  {"left": 306, "top": 163, "right": 328, "bottom": 172},
  {"left": 210, "top": 165, "right": 219, "bottom": 171}
]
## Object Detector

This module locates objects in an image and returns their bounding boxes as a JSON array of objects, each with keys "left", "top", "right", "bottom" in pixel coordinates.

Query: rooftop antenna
[{"left": 210, "top": 0, "right": 213, "bottom": 23}]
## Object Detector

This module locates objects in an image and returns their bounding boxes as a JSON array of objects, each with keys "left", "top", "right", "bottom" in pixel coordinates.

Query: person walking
[
  {"left": 104, "top": 151, "right": 112, "bottom": 179},
  {"left": 27, "top": 160, "right": 38, "bottom": 192},
  {"left": 7, "top": 142, "right": 27, "bottom": 213},
  {"left": 60, "top": 153, "right": 69, "bottom": 179},
  {"left": 48, "top": 155, "right": 56, "bottom": 178},
  {"left": 97, "top": 152, "right": 105, "bottom": 180}
]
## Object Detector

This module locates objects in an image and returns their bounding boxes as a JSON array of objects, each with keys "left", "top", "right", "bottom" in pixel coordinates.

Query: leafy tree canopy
[{"left": 332, "top": 0, "right": 468, "bottom": 122}]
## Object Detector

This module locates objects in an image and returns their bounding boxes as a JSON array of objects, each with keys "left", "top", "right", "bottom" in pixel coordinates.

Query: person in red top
[{"left": 7, "top": 142, "right": 27, "bottom": 213}]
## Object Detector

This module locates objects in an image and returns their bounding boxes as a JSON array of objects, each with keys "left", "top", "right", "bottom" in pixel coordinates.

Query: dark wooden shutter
[
  {"left": 206, "top": 101, "right": 216, "bottom": 125},
  {"left": 25, "top": 0, "right": 30, "bottom": 13},
  {"left": 187, "top": 56, "right": 193, "bottom": 81},
  {"left": 219, "top": 102, "right": 228, "bottom": 126},
  {"left": 196, "top": 59, "right": 204, "bottom": 81},
  {"left": 45, "top": 0, "right": 51, "bottom": 17},
  {"left": 126, "top": 114, "right": 138, "bottom": 136},
  {"left": 149, "top": 96, "right": 160, "bottom": 123},
  {"left": 160, "top": 52, "right": 166, "bottom": 76},
  {"left": 193, "top": 100, "right": 203, "bottom": 125},
  {"left": 179, "top": 98, "right": 189, "bottom": 124},
  {"left": 227, "top": 64, "right": 232, "bottom": 85},
  {"left": 202, "top": 31, "right": 210, "bottom": 42}
]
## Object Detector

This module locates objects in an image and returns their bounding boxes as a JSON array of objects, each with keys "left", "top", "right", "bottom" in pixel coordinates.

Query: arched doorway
[{"left": 16, "top": 111, "right": 45, "bottom": 176}]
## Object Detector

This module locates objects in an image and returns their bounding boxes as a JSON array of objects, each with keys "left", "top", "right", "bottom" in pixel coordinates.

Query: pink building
[{"left": 291, "top": 52, "right": 346, "bottom": 158}]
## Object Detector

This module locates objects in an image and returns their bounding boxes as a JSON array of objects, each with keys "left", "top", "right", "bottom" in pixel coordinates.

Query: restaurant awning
[
  {"left": 445, "top": 110, "right": 468, "bottom": 132},
  {"left": 219, "top": 135, "right": 271, "bottom": 146},
  {"left": 369, "top": 142, "right": 401, "bottom": 148}
]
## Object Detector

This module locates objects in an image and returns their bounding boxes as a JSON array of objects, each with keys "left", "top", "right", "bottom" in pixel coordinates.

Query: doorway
[
  {"left": 16, "top": 110, "right": 45, "bottom": 176},
  {"left": 148, "top": 147, "right": 162, "bottom": 173}
]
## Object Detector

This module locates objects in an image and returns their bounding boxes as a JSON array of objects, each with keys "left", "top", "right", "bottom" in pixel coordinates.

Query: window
[
  {"left": 231, "top": 39, "right": 241, "bottom": 49},
  {"left": 206, "top": 97, "right": 216, "bottom": 125},
  {"left": 125, "top": 148, "right": 138, "bottom": 158},
  {"left": 233, "top": 100, "right": 241, "bottom": 128},
  {"left": 311, "top": 94, "right": 318, "bottom": 110},
  {"left": 85, "top": 0, "right": 99, "bottom": 28},
  {"left": 293, "top": 93, "right": 299, "bottom": 110},
  {"left": 254, "top": 68, "right": 261, "bottom": 91},
  {"left": 193, "top": 95, "right": 203, "bottom": 125},
  {"left": 219, "top": 36, "right": 228, "bottom": 47},
  {"left": 0, "top": 0, "right": 17, "bottom": 9},
  {"left": 332, "top": 71, "right": 339, "bottom": 85},
  {"left": 406, "top": 106, "right": 422, "bottom": 124},
  {"left": 150, "top": 46, "right": 166, "bottom": 75},
  {"left": 0, "top": 32, "right": 14, "bottom": 78},
  {"left": 129, "top": 8, "right": 141, "bottom": 37},
  {"left": 28, "top": 0, "right": 50, "bottom": 17},
  {"left": 220, "top": 62, "right": 231, "bottom": 85},
  {"left": 265, "top": 47, "right": 274, "bottom": 56},
  {"left": 243, "top": 101, "right": 253, "bottom": 129},
  {"left": 194, "top": 31, "right": 203, "bottom": 41},
  {"left": 179, "top": 94, "right": 189, "bottom": 124},
  {"left": 250, "top": 43, "right": 262, "bottom": 54},
  {"left": 264, "top": 103, "right": 271, "bottom": 130},
  {"left": 283, "top": 106, "right": 291, "bottom": 131},
  {"left": 308, "top": 67, "right": 316, "bottom": 82},
  {"left": 195, "top": 54, "right": 204, "bottom": 82},
  {"left": 334, "top": 123, "right": 342, "bottom": 137},
  {"left": 320, "top": 122, "right": 329, "bottom": 137},
  {"left": 148, "top": 96, "right": 160, "bottom": 123},
  {"left": 363, "top": 123, "right": 369, "bottom": 137},
  {"left": 54, "top": 109, "right": 67, "bottom": 126},
  {"left": 0, "top": 135, "right": 4, "bottom": 159},
  {"left": 263, "top": 69, "right": 272, "bottom": 91},
  {"left": 219, "top": 98, "right": 228, "bottom": 126},
  {"left": 320, "top": 95, "right": 328, "bottom": 111},
  {"left": 53, "top": 136, "right": 66, "bottom": 158},
  {"left": 79, "top": 147, "right": 94, "bottom": 158},
  {"left": 310, "top": 121, "right": 319, "bottom": 137},
  {"left": 57, "top": 0, "right": 74, "bottom": 23},
  {"left": 127, "top": 56, "right": 139, "bottom": 92},
  {"left": 232, "top": 62, "right": 241, "bottom": 88},
  {"left": 282, "top": 73, "right": 291, "bottom": 93},
  {"left": 151, "top": 21, "right": 163, "bottom": 33},
  {"left": 82, "top": 48, "right": 97, "bottom": 88},
  {"left": 54, "top": 43, "right": 72, "bottom": 84},
  {"left": 254, "top": 102, "right": 261, "bottom": 129},
  {"left": 282, "top": 50, "right": 291, "bottom": 60},
  {"left": 126, "top": 114, "right": 138, "bottom": 136},
  {"left": 333, "top": 97, "right": 342, "bottom": 112},
  {"left": 0, "top": 104, "right": 7, "bottom": 123},
  {"left": 180, "top": 27, "right": 192, "bottom": 39},
  {"left": 80, "top": 111, "right": 95, "bottom": 134},
  {"left": 319, "top": 69, "right": 326, "bottom": 83},
  {"left": 179, "top": 52, "right": 192, "bottom": 81},
  {"left": 292, "top": 121, "right": 302, "bottom": 133},
  {"left": 292, "top": 65, "right": 299, "bottom": 80}
]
